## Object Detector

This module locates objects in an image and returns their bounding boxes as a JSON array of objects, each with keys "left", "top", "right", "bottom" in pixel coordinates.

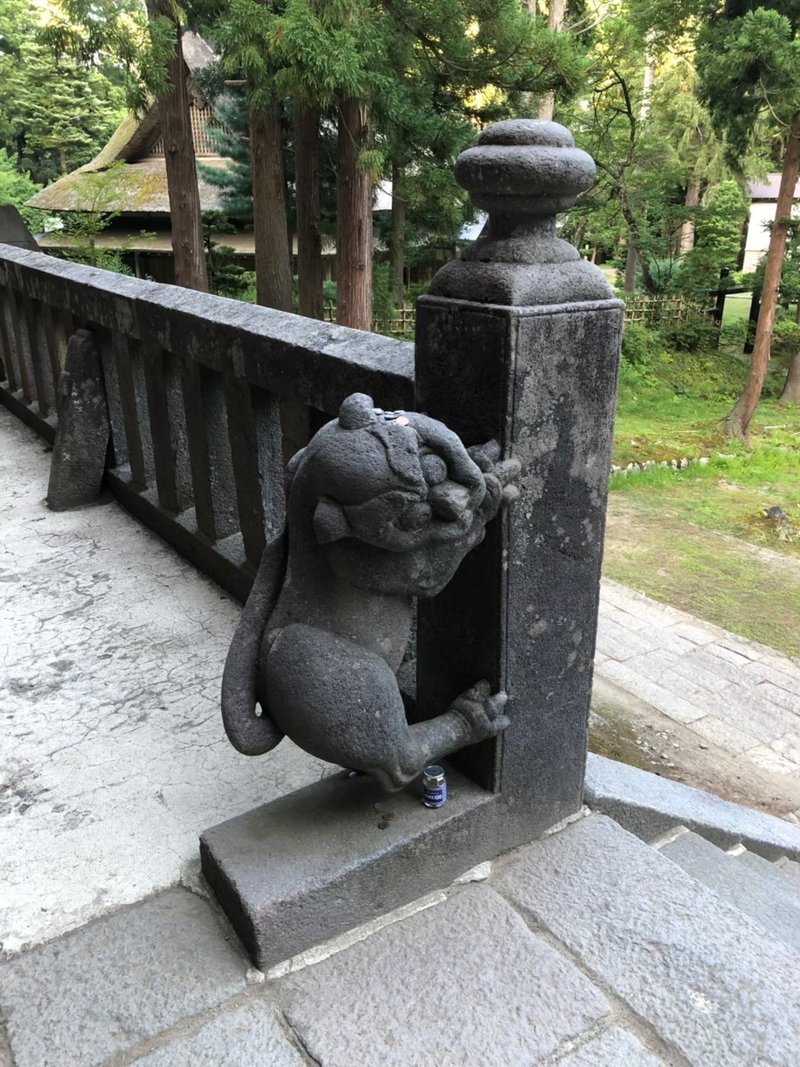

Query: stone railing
[{"left": 0, "top": 245, "right": 413, "bottom": 600}]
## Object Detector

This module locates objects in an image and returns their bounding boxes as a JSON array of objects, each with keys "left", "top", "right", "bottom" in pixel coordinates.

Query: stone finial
[{"left": 428, "top": 119, "right": 613, "bottom": 306}]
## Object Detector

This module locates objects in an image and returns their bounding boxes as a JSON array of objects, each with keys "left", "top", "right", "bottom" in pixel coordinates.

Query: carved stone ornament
[
  {"left": 428, "top": 119, "right": 614, "bottom": 306},
  {"left": 221, "top": 393, "right": 520, "bottom": 791}
]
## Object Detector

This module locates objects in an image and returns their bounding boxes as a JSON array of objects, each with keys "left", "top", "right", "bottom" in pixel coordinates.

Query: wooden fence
[{"left": 322, "top": 294, "right": 711, "bottom": 338}]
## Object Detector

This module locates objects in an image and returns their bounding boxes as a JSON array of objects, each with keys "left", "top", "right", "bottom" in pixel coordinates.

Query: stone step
[
  {"left": 659, "top": 831, "right": 800, "bottom": 953},
  {"left": 737, "top": 848, "right": 800, "bottom": 901},
  {"left": 495, "top": 814, "right": 800, "bottom": 1067},
  {"left": 777, "top": 857, "right": 800, "bottom": 889}
]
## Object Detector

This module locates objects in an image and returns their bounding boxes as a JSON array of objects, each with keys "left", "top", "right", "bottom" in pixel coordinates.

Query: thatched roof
[
  {"left": 27, "top": 32, "right": 229, "bottom": 217},
  {"left": 27, "top": 158, "right": 227, "bottom": 216}
]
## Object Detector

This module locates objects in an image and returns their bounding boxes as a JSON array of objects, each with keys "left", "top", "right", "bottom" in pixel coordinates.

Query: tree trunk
[
  {"left": 249, "top": 98, "right": 292, "bottom": 310},
  {"left": 294, "top": 99, "right": 323, "bottom": 319},
  {"left": 536, "top": 0, "right": 567, "bottom": 122},
  {"left": 336, "top": 96, "right": 373, "bottom": 330},
  {"left": 680, "top": 183, "right": 700, "bottom": 255},
  {"left": 146, "top": 7, "right": 208, "bottom": 292},
  {"left": 779, "top": 350, "right": 800, "bottom": 405},
  {"left": 623, "top": 244, "right": 637, "bottom": 292},
  {"left": 390, "top": 161, "right": 406, "bottom": 306},
  {"left": 723, "top": 111, "right": 800, "bottom": 438}
]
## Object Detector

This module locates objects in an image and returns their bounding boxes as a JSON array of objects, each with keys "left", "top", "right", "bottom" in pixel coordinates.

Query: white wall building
[{"left": 743, "top": 175, "right": 800, "bottom": 273}]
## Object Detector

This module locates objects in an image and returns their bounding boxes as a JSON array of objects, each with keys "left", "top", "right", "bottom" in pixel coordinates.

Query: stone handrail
[{"left": 0, "top": 244, "right": 413, "bottom": 599}]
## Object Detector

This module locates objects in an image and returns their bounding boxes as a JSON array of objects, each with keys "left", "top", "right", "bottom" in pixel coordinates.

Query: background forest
[{"left": 1, "top": 0, "right": 800, "bottom": 439}]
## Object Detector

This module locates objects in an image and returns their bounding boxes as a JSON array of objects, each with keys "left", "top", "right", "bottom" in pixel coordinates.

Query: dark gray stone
[
  {"left": 556, "top": 1027, "right": 666, "bottom": 1066},
  {"left": 46, "top": 329, "right": 110, "bottom": 510},
  {"left": 661, "top": 831, "right": 800, "bottom": 952},
  {"left": 220, "top": 392, "right": 519, "bottom": 789},
  {"left": 205, "top": 118, "right": 622, "bottom": 968},
  {"left": 0, "top": 888, "right": 248, "bottom": 1067},
  {"left": 129, "top": 999, "right": 305, "bottom": 1066},
  {"left": 277, "top": 885, "right": 610, "bottom": 1067},
  {"left": 0, "top": 210, "right": 38, "bottom": 251},
  {"left": 200, "top": 766, "right": 496, "bottom": 969},
  {"left": 585, "top": 752, "right": 800, "bottom": 860},
  {"left": 496, "top": 815, "right": 800, "bottom": 1067},
  {"left": 429, "top": 121, "right": 613, "bottom": 305}
]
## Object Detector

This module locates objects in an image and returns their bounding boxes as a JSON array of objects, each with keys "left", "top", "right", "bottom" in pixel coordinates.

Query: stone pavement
[
  {"left": 0, "top": 406, "right": 331, "bottom": 956},
  {"left": 3, "top": 813, "right": 800, "bottom": 1066},
  {"left": 595, "top": 579, "right": 800, "bottom": 780}
]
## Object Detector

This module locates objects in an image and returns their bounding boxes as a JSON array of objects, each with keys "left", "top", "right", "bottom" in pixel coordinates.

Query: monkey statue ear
[
  {"left": 338, "top": 393, "right": 376, "bottom": 430},
  {"left": 313, "top": 497, "right": 353, "bottom": 544}
]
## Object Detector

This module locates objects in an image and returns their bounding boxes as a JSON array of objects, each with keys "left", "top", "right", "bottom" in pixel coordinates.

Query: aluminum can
[{"left": 422, "top": 765, "right": 447, "bottom": 808}]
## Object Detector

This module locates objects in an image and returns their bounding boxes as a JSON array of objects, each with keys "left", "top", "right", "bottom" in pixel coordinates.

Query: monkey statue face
[{"left": 287, "top": 393, "right": 518, "bottom": 599}]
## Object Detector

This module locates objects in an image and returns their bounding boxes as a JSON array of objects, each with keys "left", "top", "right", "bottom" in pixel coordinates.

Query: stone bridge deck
[{"left": 0, "top": 406, "right": 330, "bottom": 956}]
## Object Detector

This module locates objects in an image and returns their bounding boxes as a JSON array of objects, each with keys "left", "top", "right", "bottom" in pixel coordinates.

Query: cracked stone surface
[{"left": 0, "top": 407, "right": 332, "bottom": 955}]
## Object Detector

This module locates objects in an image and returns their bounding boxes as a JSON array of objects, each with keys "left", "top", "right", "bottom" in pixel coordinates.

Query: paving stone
[
  {"left": 690, "top": 716, "right": 761, "bottom": 755},
  {"left": 599, "top": 581, "right": 685, "bottom": 625},
  {"left": 697, "top": 685, "right": 795, "bottom": 744},
  {"left": 743, "top": 661, "right": 800, "bottom": 698},
  {"left": 496, "top": 815, "right": 800, "bottom": 1067},
  {"left": 594, "top": 660, "right": 705, "bottom": 723},
  {"left": 666, "top": 621, "right": 720, "bottom": 646},
  {"left": 277, "top": 885, "right": 610, "bottom": 1067},
  {"left": 585, "top": 753, "right": 800, "bottom": 859},
  {"left": 705, "top": 642, "right": 752, "bottom": 667},
  {"left": 756, "top": 681, "right": 800, "bottom": 716},
  {"left": 0, "top": 889, "right": 249, "bottom": 1067},
  {"left": 770, "top": 734, "right": 800, "bottom": 766},
  {"left": 747, "top": 745, "right": 800, "bottom": 778},
  {"left": 556, "top": 1027, "right": 666, "bottom": 1066},
  {"left": 595, "top": 617, "right": 659, "bottom": 660},
  {"left": 661, "top": 831, "right": 800, "bottom": 953},
  {"left": 130, "top": 999, "right": 305, "bottom": 1067},
  {"left": 671, "top": 647, "right": 749, "bottom": 689}
]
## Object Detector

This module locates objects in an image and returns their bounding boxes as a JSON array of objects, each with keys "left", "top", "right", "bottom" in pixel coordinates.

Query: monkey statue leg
[{"left": 262, "top": 624, "right": 509, "bottom": 791}]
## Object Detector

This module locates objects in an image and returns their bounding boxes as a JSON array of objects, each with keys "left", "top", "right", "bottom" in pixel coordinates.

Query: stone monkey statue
[{"left": 221, "top": 392, "right": 520, "bottom": 791}]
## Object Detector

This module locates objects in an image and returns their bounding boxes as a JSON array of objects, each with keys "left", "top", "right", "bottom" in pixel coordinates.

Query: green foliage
[
  {"left": 371, "top": 261, "right": 395, "bottom": 326},
  {"left": 697, "top": 5, "right": 800, "bottom": 163},
  {"left": 0, "top": 1, "right": 127, "bottom": 186},
  {"left": 0, "top": 147, "right": 43, "bottom": 228},
  {"left": 674, "top": 180, "right": 749, "bottom": 297}
]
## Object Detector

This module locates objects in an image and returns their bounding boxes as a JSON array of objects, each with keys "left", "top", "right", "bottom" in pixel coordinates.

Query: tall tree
[
  {"left": 146, "top": 2, "right": 209, "bottom": 291},
  {"left": 698, "top": 3, "right": 800, "bottom": 437},
  {"left": 0, "top": 1, "right": 125, "bottom": 186}
]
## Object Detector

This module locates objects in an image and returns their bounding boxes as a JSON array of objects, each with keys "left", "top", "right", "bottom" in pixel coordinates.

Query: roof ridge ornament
[{"left": 428, "top": 119, "right": 614, "bottom": 306}]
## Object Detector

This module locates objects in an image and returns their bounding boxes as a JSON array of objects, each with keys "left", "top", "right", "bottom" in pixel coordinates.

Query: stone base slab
[{"left": 200, "top": 765, "right": 496, "bottom": 970}]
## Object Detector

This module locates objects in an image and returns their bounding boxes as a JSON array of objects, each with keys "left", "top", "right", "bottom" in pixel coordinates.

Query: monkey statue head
[{"left": 285, "top": 393, "right": 517, "bottom": 598}]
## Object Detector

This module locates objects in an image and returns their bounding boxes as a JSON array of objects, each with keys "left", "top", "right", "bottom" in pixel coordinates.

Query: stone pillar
[{"left": 415, "top": 120, "right": 623, "bottom": 834}]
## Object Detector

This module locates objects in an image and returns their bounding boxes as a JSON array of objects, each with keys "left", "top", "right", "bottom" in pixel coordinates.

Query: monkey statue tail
[{"left": 221, "top": 529, "right": 288, "bottom": 755}]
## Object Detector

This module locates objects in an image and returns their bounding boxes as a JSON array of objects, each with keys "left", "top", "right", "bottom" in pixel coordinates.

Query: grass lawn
[{"left": 603, "top": 330, "right": 800, "bottom": 656}]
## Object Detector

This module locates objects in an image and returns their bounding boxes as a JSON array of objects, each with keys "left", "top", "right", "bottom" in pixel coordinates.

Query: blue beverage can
[{"left": 422, "top": 765, "right": 447, "bottom": 808}]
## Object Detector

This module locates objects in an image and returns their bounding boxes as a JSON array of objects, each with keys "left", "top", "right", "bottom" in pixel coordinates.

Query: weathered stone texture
[
  {"left": 129, "top": 1000, "right": 305, "bottom": 1067},
  {"left": 496, "top": 815, "right": 800, "bottom": 1067},
  {"left": 585, "top": 753, "right": 800, "bottom": 859},
  {"left": 277, "top": 885, "right": 610, "bottom": 1067},
  {"left": 556, "top": 1027, "right": 667, "bottom": 1067},
  {"left": 0, "top": 890, "right": 248, "bottom": 1067}
]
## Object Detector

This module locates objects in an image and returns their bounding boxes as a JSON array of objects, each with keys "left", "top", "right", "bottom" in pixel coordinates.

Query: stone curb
[{"left": 585, "top": 753, "right": 800, "bottom": 860}]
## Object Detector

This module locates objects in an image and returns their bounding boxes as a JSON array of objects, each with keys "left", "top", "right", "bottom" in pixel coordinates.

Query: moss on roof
[{"left": 27, "top": 159, "right": 226, "bottom": 215}]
